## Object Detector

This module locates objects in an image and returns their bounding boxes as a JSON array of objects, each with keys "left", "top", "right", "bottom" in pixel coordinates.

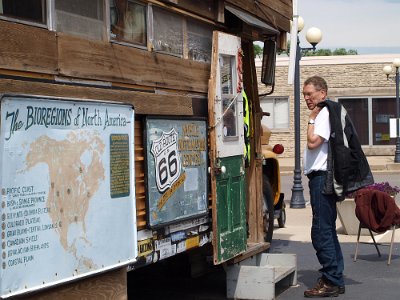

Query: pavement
[
  {"left": 279, "top": 155, "right": 400, "bottom": 175},
  {"left": 127, "top": 160, "right": 400, "bottom": 300},
  {"left": 271, "top": 202, "right": 400, "bottom": 299},
  {"left": 273, "top": 159, "right": 400, "bottom": 299}
]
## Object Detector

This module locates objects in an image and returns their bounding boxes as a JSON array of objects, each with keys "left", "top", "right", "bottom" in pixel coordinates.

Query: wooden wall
[
  {"left": 19, "top": 268, "right": 127, "bottom": 300},
  {"left": 0, "top": 20, "right": 210, "bottom": 96},
  {"left": 225, "top": 0, "right": 292, "bottom": 32}
]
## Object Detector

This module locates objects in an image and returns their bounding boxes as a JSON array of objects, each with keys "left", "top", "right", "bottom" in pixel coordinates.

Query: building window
[
  {"left": 110, "top": 0, "right": 146, "bottom": 46},
  {"left": 187, "top": 19, "right": 212, "bottom": 63},
  {"left": 260, "top": 96, "right": 289, "bottom": 129},
  {"left": 152, "top": 6, "right": 183, "bottom": 57},
  {"left": 151, "top": 6, "right": 212, "bottom": 61},
  {"left": 339, "top": 98, "right": 369, "bottom": 145},
  {"left": 0, "top": 0, "right": 46, "bottom": 25},
  {"left": 372, "top": 97, "right": 396, "bottom": 145},
  {"left": 339, "top": 97, "right": 396, "bottom": 146},
  {"left": 55, "top": 0, "right": 105, "bottom": 40}
]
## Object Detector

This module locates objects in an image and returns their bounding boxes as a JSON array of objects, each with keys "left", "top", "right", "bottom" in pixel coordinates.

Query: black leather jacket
[{"left": 321, "top": 100, "right": 374, "bottom": 201}]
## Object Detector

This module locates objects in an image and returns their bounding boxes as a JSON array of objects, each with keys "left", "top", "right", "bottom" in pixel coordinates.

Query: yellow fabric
[{"left": 243, "top": 90, "right": 250, "bottom": 164}]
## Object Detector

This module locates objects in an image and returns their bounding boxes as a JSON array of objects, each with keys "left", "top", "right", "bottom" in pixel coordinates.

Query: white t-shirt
[{"left": 303, "top": 107, "right": 330, "bottom": 175}]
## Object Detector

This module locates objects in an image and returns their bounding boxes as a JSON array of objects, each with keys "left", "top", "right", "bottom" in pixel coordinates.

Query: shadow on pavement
[{"left": 127, "top": 238, "right": 400, "bottom": 300}]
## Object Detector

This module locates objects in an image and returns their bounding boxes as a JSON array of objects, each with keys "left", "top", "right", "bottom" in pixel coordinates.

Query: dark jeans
[{"left": 309, "top": 174, "right": 344, "bottom": 287}]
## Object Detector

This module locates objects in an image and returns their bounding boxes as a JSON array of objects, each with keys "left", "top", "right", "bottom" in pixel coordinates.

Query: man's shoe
[
  {"left": 339, "top": 286, "right": 345, "bottom": 294},
  {"left": 304, "top": 278, "right": 339, "bottom": 298}
]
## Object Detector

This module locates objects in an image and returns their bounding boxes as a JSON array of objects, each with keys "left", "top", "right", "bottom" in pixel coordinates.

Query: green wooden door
[
  {"left": 215, "top": 156, "right": 246, "bottom": 262},
  {"left": 208, "top": 31, "right": 247, "bottom": 264}
]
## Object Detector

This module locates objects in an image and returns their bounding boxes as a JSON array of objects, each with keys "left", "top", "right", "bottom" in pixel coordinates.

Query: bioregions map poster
[{"left": 0, "top": 95, "right": 137, "bottom": 297}]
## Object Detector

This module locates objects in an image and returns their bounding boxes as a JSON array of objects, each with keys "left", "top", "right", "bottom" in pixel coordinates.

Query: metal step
[{"left": 225, "top": 253, "right": 297, "bottom": 300}]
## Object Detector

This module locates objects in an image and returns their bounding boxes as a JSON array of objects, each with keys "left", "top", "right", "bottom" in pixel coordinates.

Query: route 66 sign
[{"left": 150, "top": 128, "right": 182, "bottom": 193}]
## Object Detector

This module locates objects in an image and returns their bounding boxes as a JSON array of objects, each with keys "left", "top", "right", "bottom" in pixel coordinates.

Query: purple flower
[{"left": 346, "top": 182, "right": 400, "bottom": 198}]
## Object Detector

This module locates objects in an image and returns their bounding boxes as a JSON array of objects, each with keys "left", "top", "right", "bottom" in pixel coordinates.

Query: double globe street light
[
  {"left": 383, "top": 58, "right": 400, "bottom": 163},
  {"left": 290, "top": 17, "right": 322, "bottom": 208}
]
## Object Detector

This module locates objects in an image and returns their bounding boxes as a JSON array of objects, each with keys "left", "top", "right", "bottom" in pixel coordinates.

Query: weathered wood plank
[
  {"left": 57, "top": 33, "right": 210, "bottom": 93},
  {"left": 157, "top": 0, "right": 218, "bottom": 21},
  {"left": 207, "top": 31, "right": 219, "bottom": 264},
  {"left": 225, "top": 0, "right": 292, "bottom": 32},
  {"left": 20, "top": 268, "right": 127, "bottom": 300},
  {"left": 257, "top": 0, "right": 292, "bottom": 19},
  {"left": 0, "top": 20, "right": 57, "bottom": 74},
  {"left": 0, "top": 79, "right": 193, "bottom": 116}
]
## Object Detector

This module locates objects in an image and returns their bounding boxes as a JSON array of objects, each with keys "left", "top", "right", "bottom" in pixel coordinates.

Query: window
[
  {"left": 153, "top": 7, "right": 183, "bottom": 57},
  {"left": 372, "top": 97, "right": 396, "bottom": 145},
  {"left": 260, "top": 96, "right": 289, "bottom": 129},
  {"left": 110, "top": 0, "right": 146, "bottom": 46},
  {"left": 55, "top": 0, "right": 105, "bottom": 40},
  {"left": 220, "top": 55, "right": 238, "bottom": 139},
  {"left": 339, "top": 98, "right": 369, "bottom": 145},
  {"left": 338, "top": 97, "right": 397, "bottom": 146},
  {"left": 187, "top": 19, "right": 212, "bottom": 63},
  {"left": 0, "top": 0, "right": 46, "bottom": 25},
  {"left": 151, "top": 6, "right": 213, "bottom": 61}
]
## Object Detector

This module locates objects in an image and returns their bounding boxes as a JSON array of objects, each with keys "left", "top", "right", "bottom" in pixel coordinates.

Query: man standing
[{"left": 302, "top": 76, "right": 344, "bottom": 298}]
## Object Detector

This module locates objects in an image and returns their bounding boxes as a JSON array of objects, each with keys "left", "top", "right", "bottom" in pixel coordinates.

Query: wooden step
[{"left": 225, "top": 253, "right": 297, "bottom": 300}]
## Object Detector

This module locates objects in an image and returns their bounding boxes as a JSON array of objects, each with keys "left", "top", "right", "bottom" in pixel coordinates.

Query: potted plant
[{"left": 337, "top": 182, "right": 400, "bottom": 235}]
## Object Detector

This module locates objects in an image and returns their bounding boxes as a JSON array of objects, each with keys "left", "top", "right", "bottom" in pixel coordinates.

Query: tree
[
  {"left": 303, "top": 47, "right": 358, "bottom": 56},
  {"left": 253, "top": 44, "right": 263, "bottom": 59}
]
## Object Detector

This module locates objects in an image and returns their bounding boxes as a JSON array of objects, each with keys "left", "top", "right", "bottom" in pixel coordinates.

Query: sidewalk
[
  {"left": 279, "top": 155, "right": 400, "bottom": 175},
  {"left": 272, "top": 203, "right": 400, "bottom": 300},
  {"left": 273, "top": 203, "right": 400, "bottom": 244},
  {"left": 274, "top": 167, "right": 400, "bottom": 299}
]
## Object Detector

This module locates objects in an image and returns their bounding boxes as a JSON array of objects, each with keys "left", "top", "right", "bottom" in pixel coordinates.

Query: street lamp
[
  {"left": 290, "top": 18, "right": 322, "bottom": 208},
  {"left": 383, "top": 58, "right": 400, "bottom": 163}
]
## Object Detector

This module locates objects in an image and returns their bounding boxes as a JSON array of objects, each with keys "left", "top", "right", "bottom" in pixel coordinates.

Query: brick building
[{"left": 257, "top": 54, "right": 400, "bottom": 159}]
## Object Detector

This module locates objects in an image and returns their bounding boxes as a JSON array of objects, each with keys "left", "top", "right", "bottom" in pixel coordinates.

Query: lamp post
[
  {"left": 290, "top": 17, "right": 322, "bottom": 208},
  {"left": 383, "top": 58, "right": 400, "bottom": 163}
]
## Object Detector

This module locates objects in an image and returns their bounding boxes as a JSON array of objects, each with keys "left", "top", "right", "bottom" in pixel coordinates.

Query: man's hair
[{"left": 304, "top": 76, "right": 328, "bottom": 92}]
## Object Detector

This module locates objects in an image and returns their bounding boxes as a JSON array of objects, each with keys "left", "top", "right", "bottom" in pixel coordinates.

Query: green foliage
[
  {"left": 303, "top": 47, "right": 358, "bottom": 56},
  {"left": 253, "top": 44, "right": 263, "bottom": 58},
  {"left": 259, "top": 41, "right": 358, "bottom": 57}
]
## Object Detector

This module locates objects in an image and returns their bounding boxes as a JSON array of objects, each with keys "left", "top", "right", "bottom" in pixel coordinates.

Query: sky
[{"left": 297, "top": 0, "right": 400, "bottom": 54}]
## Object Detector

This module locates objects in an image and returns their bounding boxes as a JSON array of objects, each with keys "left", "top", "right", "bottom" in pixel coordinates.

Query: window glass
[
  {"left": 110, "top": 0, "right": 146, "bottom": 46},
  {"left": 55, "top": 0, "right": 105, "bottom": 40},
  {"left": 372, "top": 97, "right": 396, "bottom": 145},
  {"left": 219, "top": 55, "right": 234, "bottom": 95},
  {"left": 0, "top": 0, "right": 46, "bottom": 24},
  {"left": 260, "top": 96, "right": 289, "bottom": 129},
  {"left": 153, "top": 7, "right": 183, "bottom": 56},
  {"left": 339, "top": 98, "right": 369, "bottom": 145},
  {"left": 187, "top": 19, "right": 212, "bottom": 62},
  {"left": 219, "top": 55, "right": 237, "bottom": 139},
  {"left": 222, "top": 98, "right": 237, "bottom": 138}
]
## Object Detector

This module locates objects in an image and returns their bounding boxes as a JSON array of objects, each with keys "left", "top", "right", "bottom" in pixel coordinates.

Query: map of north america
[{"left": 24, "top": 131, "right": 105, "bottom": 268}]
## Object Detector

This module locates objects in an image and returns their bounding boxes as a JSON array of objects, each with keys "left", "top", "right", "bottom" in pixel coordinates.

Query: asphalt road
[{"left": 127, "top": 172, "right": 400, "bottom": 299}]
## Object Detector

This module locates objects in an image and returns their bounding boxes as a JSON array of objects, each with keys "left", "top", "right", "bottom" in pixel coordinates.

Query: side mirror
[{"left": 261, "top": 40, "right": 276, "bottom": 87}]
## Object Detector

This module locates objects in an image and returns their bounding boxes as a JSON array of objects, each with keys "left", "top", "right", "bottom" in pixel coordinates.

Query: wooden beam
[
  {"left": 57, "top": 33, "right": 210, "bottom": 93},
  {"left": 0, "top": 79, "right": 193, "bottom": 116},
  {"left": 225, "top": 0, "right": 292, "bottom": 32},
  {"left": 0, "top": 20, "right": 57, "bottom": 74},
  {"left": 21, "top": 268, "right": 127, "bottom": 300},
  {"left": 157, "top": 0, "right": 218, "bottom": 21},
  {"left": 228, "top": 242, "right": 269, "bottom": 265},
  {"left": 208, "top": 31, "right": 219, "bottom": 265}
]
